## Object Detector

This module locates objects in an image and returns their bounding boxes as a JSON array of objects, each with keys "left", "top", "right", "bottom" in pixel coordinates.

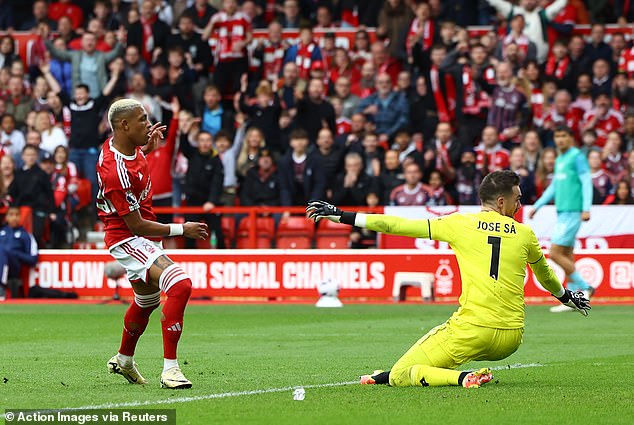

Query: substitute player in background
[
  {"left": 529, "top": 125, "right": 594, "bottom": 313},
  {"left": 98, "top": 99, "right": 208, "bottom": 389},
  {"left": 307, "top": 170, "right": 590, "bottom": 389}
]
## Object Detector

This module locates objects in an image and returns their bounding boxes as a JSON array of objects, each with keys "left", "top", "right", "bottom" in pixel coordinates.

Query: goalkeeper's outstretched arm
[{"left": 306, "top": 200, "right": 431, "bottom": 239}]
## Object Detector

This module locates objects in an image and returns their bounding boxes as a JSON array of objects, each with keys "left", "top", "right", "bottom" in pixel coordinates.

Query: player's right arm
[
  {"left": 121, "top": 210, "right": 208, "bottom": 240},
  {"left": 306, "top": 200, "right": 456, "bottom": 242},
  {"left": 527, "top": 229, "right": 591, "bottom": 315}
]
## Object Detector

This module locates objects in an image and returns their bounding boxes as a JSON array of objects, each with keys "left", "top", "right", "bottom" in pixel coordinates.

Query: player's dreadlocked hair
[
  {"left": 478, "top": 170, "right": 520, "bottom": 204},
  {"left": 107, "top": 98, "right": 144, "bottom": 130}
]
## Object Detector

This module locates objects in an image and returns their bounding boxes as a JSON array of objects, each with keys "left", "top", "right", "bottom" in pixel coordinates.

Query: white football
[{"left": 317, "top": 278, "right": 340, "bottom": 297}]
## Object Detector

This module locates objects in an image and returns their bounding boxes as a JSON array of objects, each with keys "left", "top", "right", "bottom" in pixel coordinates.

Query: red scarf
[
  {"left": 435, "top": 139, "right": 452, "bottom": 170},
  {"left": 295, "top": 42, "right": 316, "bottom": 80},
  {"left": 545, "top": 55, "right": 570, "bottom": 79},
  {"left": 407, "top": 18, "right": 434, "bottom": 55},
  {"left": 140, "top": 14, "right": 157, "bottom": 63},
  {"left": 461, "top": 66, "right": 489, "bottom": 115},
  {"left": 430, "top": 65, "right": 456, "bottom": 123}
]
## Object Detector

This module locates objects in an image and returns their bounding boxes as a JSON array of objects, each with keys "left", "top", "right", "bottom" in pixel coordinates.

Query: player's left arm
[{"left": 576, "top": 153, "right": 592, "bottom": 220}]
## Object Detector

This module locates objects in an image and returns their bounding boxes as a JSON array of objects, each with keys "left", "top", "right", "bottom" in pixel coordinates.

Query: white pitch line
[{"left": 0, "top": 363, "right": 545, "bottom": 417}]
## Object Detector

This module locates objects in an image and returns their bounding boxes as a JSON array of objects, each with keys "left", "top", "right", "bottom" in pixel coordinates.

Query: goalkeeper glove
[
  {"left": 555, "top": 289, "right": 591, "bottom": 316},
  {"left": 306, "top": 200, "right": 356, "bottom": 225}
]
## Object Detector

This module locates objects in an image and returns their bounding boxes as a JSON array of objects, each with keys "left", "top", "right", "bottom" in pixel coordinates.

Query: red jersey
[
  {"left": 210, "top": 11, "right": 251, "bottom": 62},
  {"left": 542, "top": 108, "right": 584, "bottom": 141},
  {"left": 547, "top": 4, "right": 576, "bottom": 47},
  {"left": 336, "top": 117, "right": 352, "bottom": 136},
  {"left": 582, "top": 109, "right": 624, "bottom": 147},
  {"left": 49, "top": 2, "right": 84, "bottom": 29},
  {"left": 618, "top": 46, "right": 634, "bottom": 78},
  {"left": 96, "top": 138, "right": 158, "bottom": 249},
  {"left": 146, "top": 118, "right": 178, "bottom": 200},
  {"left": 474, "top": 144, "right": 510, "bottom": 175}
]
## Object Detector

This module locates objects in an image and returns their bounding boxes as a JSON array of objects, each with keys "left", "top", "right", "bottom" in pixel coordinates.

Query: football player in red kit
[{"left": 98, "top": 98, "right": 208, "bottom": 389}]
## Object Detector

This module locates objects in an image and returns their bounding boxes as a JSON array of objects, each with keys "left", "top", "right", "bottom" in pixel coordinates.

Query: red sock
[
  {"left": 119, "top": 292, "right": 160, "bottom": 356},
  {"left": 161, "top": 277, "right": 192, "bottom": 360}
]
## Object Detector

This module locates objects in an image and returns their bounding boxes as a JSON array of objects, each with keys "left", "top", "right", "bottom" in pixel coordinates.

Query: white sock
[
  {"left": 116, "top": 353, "right": 133, "bottom": 367},
  {"left": 163, "top": 358, "right": 179, "bottom": 372}
]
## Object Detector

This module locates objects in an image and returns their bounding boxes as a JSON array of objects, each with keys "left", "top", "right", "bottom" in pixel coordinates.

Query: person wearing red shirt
[
  {"left": 581, "top": 93, "right": 624, "bottom": 148},
  {"left": 475, "top": 126, "right": 510, "bottom": 176},
  {"left": 99, "top": 99, "right": 207, "bottom": 390},
  {"left": 49, "top": 0, "right": 84, "bottom": 30},
  {"left": 370, "top": 41, "right": 402, "bottom": 88},
  {"left": 542, "top": 90, "right": 583, "bottom": 142},
  {"left": 202, "top": 0, "right": 252, "bottom": 101}
]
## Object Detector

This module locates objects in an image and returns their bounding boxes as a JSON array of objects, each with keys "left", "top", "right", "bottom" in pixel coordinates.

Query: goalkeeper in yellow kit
[{"left": 306, "top": 170, "right": 591, "bottom": 389}]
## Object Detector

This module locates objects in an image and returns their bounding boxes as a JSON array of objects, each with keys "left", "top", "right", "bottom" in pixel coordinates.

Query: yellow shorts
[{"left": 389, "top": 316, "right": 523, "bottom": 386}]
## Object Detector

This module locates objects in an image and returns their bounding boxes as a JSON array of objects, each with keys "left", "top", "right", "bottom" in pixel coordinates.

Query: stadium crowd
[{"left": 0, "top": 0, "right": 633, "bottom": 249}]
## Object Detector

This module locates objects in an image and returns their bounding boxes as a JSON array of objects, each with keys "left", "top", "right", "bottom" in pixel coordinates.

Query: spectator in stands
[
  {"left": 379, "top": 149, "right": 405, "bottom": 203},
  {"left": 55, "top": 16, "right": 75, "bottom": 45},
  {"left": 123, "top": 45, "right": 147, "bottom": 84},
  {"left": 279, "top": 0, "right": 306, "bottom": 29},
  {"left": 331, "top": 152, "right": 373, "bottom": 206},
  {"left": 179, "top": 129, "right": 225, "bottom": 249},
  {"left": 455, "top": 149, "right": 481, "bottom": 205},
  {"left": 46, "top": 39, "right": 73, "bottom": 98},
  {"left": 0, "top": 206, "right": 38, "bottom": 300},
  {"left": 91, "top": 0, "right": 121, "bottom": 31},
  {"left": 330, "top": 98, "right": 351, "bottom": 138},
  {"left": 0, "top": 114, "right": 25, "bottom": 158},
  {"left": 45, "top": 92, "right": 70, "bottom": 141},
  {"left": 351, "top": 61, "right": 377, "bottom": 98},
  {"left": 495, "top": 14, "right": 537, "bottom": 65},
  {"left": 202, "top": 0, "right": 252, "bottom": 102},
  {"left": 406, "top": 2, "right": 438, "bottom": 71},
  {"left": 623, "top": 115, "right": 634, "bottom": 152},
  {"left": 581, "top": 93, "right": 624, "bottom": 148},
  {"left": 283, "top": 26, "right": 322, "bottom": 82},
  {"left": 168, "top": 13, "right": 213, "bottom": 87},
  {"left": 602, "top": 132, "right": 628, "bottom": 182},
  {"left": 213, "top": 128, "right": 242, "bottom": 207},
  {"left": 408, "top": 75, "right": 436, "bottom": 142},
  {"left": 572, "top": 73, "right": 594, "bottom": 113},
  {"left": 278, "top": 128, "right": 325, "bottom": 206},
  {"left": 419, "top": 44, "right": 456, "bottom": 126},
  {"left": 20, "top": 0, "right": 56, "bottom": 31},
  {"left": 612, "top": 73, "right": 634, "bottom": 115},
  {"left": 45, "top": 28, "right": 125, "bottom": 99},
  {"left": 475, "top": 126, "right": 511, "bottom": 176},
  {"left": 295, "top": 78, "right": 336, "bottom": 144},
  {"left": 371, "top": 41, "right": 402, "bottom": 91},
  {"left": 315, "top": 4, "right": 335, "bottom": 30},
  {"left": 250, "top": 21, "right": 287, "bottom": 86},
  {"left": 361, "top": 132, "right": 384, "bottom": 178},
  {"left": 314, "top": 128, "right": 343, "bottom": 199},
  {"left": 356, "top": 73, "right": 409, "bottom": 144},
  {"left": 508, "top": 146, "right": 537, "bottom": 204},
  {"left": 585, "top": 23, "right": 612, "bottom": 64},
  {"left": 186, "top": 0, "right": 217, "bottom": 31},
  {"left": 591, "top": 59, "right": 612, "bottom": 97},
  {"left": 487, "top": 62, "right": 530, "bottom": 146},
  {"left": 240, "top": 147, "right": 281, "bottom": 207},
  {"left": 544, "top": 40, "right": 573, "bottom": 90},
  {"left": 332, "top": 77, "right": 360, "bottom": 121},
  {"left": 127, "top": 0, "right": 170, "bottom": 65},
  {"left": 35, "top": 111, "right": 67, "bottom": 155},
  {"left": 619, "top": 151, "right": 634, "bottom": 193},
  {"left": 521, "top": 130, "right": 542, "bottom": 172},
  {"left": 535, "top": 146, "right": 556, "bottom": 197},
  {"left": 0, "top": 36, "right": 20, "bottom": 69},
  {"left": 541, "top": 89, "right": 583, "bottom": 145},
  {"left": 13, "top": 131, "right": 49, "bottom": 169},
  {"left": 588, "top": 149, "right": 613, "bottom": 204},
  {"left": 9, "top": 145, "right": 56, "bottom": 247},
  {"left": 236, "top": 127, "right": 266, "bottom": 179},
  {"left": 425, "top": 169, "right": 453, "bottom": 206},
  {"left": 0, "top": 154, "right": 13, "bottom": 196},
  {"left": 5, "top": 76, "right": 32, "bottom": 129},
  {"left": 351, "top": 29, "right": 372, "bottom": 70},
  {"left": 377, "top": 0, "right": 413, "bottom": 61},
  {"left": 395, "top": 71, "right": 416, "bottom": 102},
  {"left": 201, "top": 84, "right": 235, "bottom": 137},
  {"left": 485, "top": 0, "right": 569, "bottom": 63},
  {"left": 422, "top": 122, "right": 461, "bottom": 184},
  {"left": 239, "top": 77, "right": 281, "bottom": 153},
  {"left": 605, "top": 180, "right": 634, "bottom": 205},
  {"left": 49, "top": 0, "right": 84, "bottom": 30},
  {"left": 389, "top": 162, "right": 429, "bottom": 206}
]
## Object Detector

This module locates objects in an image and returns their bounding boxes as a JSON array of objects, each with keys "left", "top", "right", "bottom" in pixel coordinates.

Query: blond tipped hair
[{"left": 108, "top": 98, "right": 144, "bottom": 130}]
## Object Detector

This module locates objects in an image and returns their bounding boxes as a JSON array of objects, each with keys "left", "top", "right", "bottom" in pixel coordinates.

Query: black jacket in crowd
[
  {"left": 278, "top": 152, "right": 325, "bottom": 206},
  {"left": 239, "top": 166, "right": 282, "bottom": 206},
  {"left": 179, "top": 135, "right": 224, "bottom": 205},
  {"left": 9, "top": 165, "right": 55, "bottom": 212},
  {"left": 60, "top": 93, "right": 109, "bottom": 149},
  {"left": 331, "top": 172, "right": 375, "bottom": 206},
  {"left": 295, "top": 97, "right": 336, "bottom": 144},
  {"left": 239, "top": 92, "right": 282, "bottom": 153}
]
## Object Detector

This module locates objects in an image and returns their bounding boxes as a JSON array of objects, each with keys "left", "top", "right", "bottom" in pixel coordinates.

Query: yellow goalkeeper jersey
[{"left": 364, "top": 210, "right": 559, "bottom": 329}]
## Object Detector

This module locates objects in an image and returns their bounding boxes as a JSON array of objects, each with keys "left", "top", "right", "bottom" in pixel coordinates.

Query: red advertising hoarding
[{"left": 31, "top": 249, "right": 634, "bottom": 300}]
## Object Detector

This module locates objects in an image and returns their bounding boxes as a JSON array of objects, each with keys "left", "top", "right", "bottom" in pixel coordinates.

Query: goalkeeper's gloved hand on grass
[{"left": 555, "top": 289, "right": 591, "bottom": 316}]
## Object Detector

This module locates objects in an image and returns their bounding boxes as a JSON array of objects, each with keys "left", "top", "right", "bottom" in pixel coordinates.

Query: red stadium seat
[
  {"left": 221, "top": 216, "right": 235, "bottom": 247},
  {"left": 236, "top": 216, "right": 275, "bottom": 248},
  {"left": 75, "top": 178, "right": 93, "bottom": 210},
  {"left": 316, "top": 220, "right": 350, "bottom": 249},
  {"left": 276, "top": 216, "right": 315, "bottom": 249}
]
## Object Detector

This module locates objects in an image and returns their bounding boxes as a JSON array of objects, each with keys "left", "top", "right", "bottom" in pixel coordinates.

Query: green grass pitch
[{"left": 1, "top": 303, "right": 633, "bottom": 425}]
